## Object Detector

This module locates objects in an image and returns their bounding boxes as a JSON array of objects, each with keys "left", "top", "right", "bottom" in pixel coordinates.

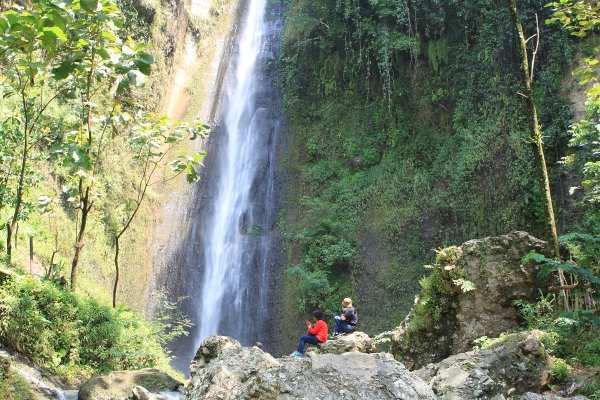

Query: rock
[
  {"left": 521, "top": 393, "right": 590, "bottom": 400},
  {"left": 453, "top": 232, "right": 550, "bottom": 354},
  {"left": 132, "top": 385, "right": 169, "bottom": 400},
  {"left": 373, "top": 331, "right": 393, "bottom": 353},
  {"left": 306, "top": 331, "right": 379, "bottom": 354},
  {"left": 414, "top": 331, "right": 552, "bottom": 399},
  {"left": 78, "top": 368, "right": 180, "bottom": 400},
  {"left": 391, "top": 231, "right": 552, "bottom": 369},
  {"left": 189, "top": 333, "right": 242, "bottom": 374},
  {"left": 185, "top": 335, "right": 437, "bottom": 399}
]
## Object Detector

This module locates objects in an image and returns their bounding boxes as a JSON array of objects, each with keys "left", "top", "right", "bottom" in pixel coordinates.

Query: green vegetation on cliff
[{"left": 278, "top": 0, "right": 584, "bottom": 333}]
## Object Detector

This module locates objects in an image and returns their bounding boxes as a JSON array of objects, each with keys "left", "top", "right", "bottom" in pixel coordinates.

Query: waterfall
[
  {"left": 160, "top": 0, "right": 285, "bottom": 373},
  {"left": 198, "top": 0, "right": 269, "bottom": 342}
]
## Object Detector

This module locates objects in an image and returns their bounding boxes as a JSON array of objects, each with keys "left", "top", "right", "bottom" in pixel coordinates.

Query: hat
[{"left": 342, "top": 298, "right": 352, "bottom": 307}]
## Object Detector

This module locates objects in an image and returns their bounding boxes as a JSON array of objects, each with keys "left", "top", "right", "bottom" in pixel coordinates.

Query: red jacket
[{"left": 308, "top": 320, "right": 328, "bottom": 343}]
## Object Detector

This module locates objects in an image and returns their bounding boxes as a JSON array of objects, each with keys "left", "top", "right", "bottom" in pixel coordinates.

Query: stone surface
[
  {"left": 78, "top": 368, "right": 180, "bottom": 400},
  {"left": 185, "top": 335, "right": 437, "bottom": 400},
  {"left": 306, "top": 331, "right": 379, "bottom": 355},
  {"left": 414, "top": 331, "right": 552, "bottom": 399},
  {"left": 391, "top": 231, "right": 552, "bottom": 369},
  {"left": 521, "top": 393, "right": 590, "bottom": 400}
]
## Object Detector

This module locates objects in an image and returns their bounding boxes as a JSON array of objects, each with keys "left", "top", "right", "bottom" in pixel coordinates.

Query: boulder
[
  {"left": 391, "top": 231, "right": 552, "bottom": 369},
  {"left": 78, "top": 368, "right": 180, "bottom": 400},
  {"left": 185, "top": 335, "right": 437, "bottom": 399},
  {"left": 306, "top": 331, "right": 379, "bottom": 354},
  {"left": 414, "top": 331, "right": 552, "bottom": 399}
]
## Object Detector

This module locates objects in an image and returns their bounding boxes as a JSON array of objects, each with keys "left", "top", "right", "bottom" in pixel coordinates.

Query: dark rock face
[
  {"left": 391, "top": 231, "right": 551, "bottom": 370},
  {"left": 185, "top": 334, "right": 437, "bottom": 400},
  {"left": 414, "top": 331, "right": 552, "bottom": 399}
]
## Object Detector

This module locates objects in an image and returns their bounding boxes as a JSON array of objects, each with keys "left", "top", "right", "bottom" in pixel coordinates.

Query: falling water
[
  {"left": 199, "top": 0, "right": 268, "bottom": 341},
  {"left": 160, "top": 0, "right": 285, "bottom": 373}
]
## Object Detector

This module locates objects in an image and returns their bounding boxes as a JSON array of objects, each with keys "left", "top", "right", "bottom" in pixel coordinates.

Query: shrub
[
  {"left": 550, "top": 358, "right": 571, "bottom": 383},
  {"left": 0, "top": 277, "right": 181, "bottom": 384}
]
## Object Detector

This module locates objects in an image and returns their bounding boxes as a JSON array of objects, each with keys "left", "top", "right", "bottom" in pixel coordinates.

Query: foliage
[
  {"left": 0, "top": 369, "right": 36, "bottom": 400},
  {"left": 514, "top": 290, "right": 556, "bottom": 328},
  {"left": 550, "top": 357, "right": 571, "bottom": 383},
  {"left": 563, "top": 97, "right": 600, "bottom": 208},
  {"left": 546, "top": 0, "right": 600, "bottom": 99},
  {"left": 0, "top": 274, "right": 186, "bottom": 384},
  {"left": 279, "top": 0, "right": 575, "bottom": 334},
  {"left": 522, "top": 233, "right": 600, "bottom": 325}
]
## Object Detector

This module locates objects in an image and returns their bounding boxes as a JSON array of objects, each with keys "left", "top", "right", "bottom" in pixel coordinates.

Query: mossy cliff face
[
  {"left": 390, "top": 231, "right": 551, "bottom": 370},
  {"left": 277, "top": 0, "right": 576, "bottom": 337}
]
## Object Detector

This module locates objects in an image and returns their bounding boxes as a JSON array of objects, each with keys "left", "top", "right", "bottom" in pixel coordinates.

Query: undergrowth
[{"left": 0, "top": 259, "right": 188, "bottom": 385}]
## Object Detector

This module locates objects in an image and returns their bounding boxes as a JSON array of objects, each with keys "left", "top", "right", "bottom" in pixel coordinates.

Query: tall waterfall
[
  {"left": 160, "top": 0, "right": 285, "bottom": 373},
  {"left": 199, "top": 0, "right": 269, "bottom": 341}
]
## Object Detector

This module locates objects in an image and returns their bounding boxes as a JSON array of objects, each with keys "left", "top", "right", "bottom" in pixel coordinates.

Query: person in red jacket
[{"left": 290, "top": 310, "right": 328, "bottom": 357}]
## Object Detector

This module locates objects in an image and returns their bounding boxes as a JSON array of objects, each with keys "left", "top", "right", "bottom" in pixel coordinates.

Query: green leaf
[
  {"left": 133, "top": 59, "right": 151, "bottom": 75},
  {"left": 136, "top": 52, "right": 154, "bottom": 65},
  {"left": 52, "top": 61, "right": 76, "bottom": 80},
  {"left": 100, "top": 30, "right": 116, "bottom": 42},
  {"left": 80, "top": 0, "right": 99, "bottom": 12},
  {"left": 43, "top": 26, "right": 67, "bottom": 41},
  {"left": 0, "top": 17, "right": 8, "bottom": 32},
  {"left": 97, "top": 48, "right": 110, "bottom": 60}
]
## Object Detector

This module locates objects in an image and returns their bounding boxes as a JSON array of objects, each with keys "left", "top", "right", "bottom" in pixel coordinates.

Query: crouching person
[
  {"left": 331, "top": 297, "right": 357, "bottom": 339},
  {"left": 290, "top": 310, "right": 328, "bottom": 357}
]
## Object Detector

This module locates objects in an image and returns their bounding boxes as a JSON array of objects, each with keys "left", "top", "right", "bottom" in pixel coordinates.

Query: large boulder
[
  {"left": 414, "top": 331, "right": 552, "bottom": 399},
  {"left": 306, "top": 331, "right": 379, "bottom": 354},
  {"left": 78, "top": 368, "right": 180, "bottom": 400},
  {"left": 185, "top": 335, "right": 437, "bottom": 399},
  {"left": 391, "top": 231, "right": 552, "bottom": 369}
]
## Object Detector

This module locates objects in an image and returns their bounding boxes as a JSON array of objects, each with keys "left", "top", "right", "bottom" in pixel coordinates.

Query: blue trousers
[
  {"left": 297, "top": 334, "right": 321, "bottom": 353},
  {"left": 334, "top": 315, "right": 354, "bottom": 334}
]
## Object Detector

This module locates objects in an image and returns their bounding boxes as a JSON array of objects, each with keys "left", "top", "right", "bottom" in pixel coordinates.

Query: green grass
[{"left": 0, "top": 370, "right": 37, "bottom": 400}]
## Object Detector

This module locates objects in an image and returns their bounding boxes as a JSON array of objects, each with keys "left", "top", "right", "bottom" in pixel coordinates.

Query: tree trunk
[
  {"left": 112, "top": 237, "right": 120, "bottom": 308},
  {"left": 505, "top": 0, "right": 560, "bottom": 257},
  {"left": 70, "top": 186, "right": 91, "bottom": 290}
]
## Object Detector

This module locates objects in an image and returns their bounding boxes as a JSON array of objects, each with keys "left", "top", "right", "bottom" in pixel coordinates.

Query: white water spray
[{"left": 198, "top": 0, "right": 269, "bottom": 343}]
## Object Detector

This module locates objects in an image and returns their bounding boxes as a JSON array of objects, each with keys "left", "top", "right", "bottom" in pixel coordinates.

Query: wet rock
[
  {"left": 78, "top": 368, "right": 180, "bottom": 400},
  {"left": 185, "top": 335, "right": 436, "bottom": 399},
  {"left": 414, "top": 331, "right": 552, "bottom": 399}
]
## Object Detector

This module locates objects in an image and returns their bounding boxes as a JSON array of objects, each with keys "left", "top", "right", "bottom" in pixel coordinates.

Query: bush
[
  {"left": 550, "top": 358, "right": 571, "bottom": 383},
  {"left": 0, "top": 276, "right": 179, "bottom": 384}
]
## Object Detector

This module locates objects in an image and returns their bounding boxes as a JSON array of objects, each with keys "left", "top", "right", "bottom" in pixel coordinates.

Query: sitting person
[
  {"left": 331, "top": 297, "right": 357, "bottom": 338},
  {"left": 290, "top": 310, "right": 328, "bottom": 357}
]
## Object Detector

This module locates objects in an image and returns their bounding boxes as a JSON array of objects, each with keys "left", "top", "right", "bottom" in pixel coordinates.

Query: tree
[
  {"left": 0, "top": 1, "right": 69, "bottom": 259},
  {"left": 45, "top": 0, "right": 159, "bottom": 289},
  {"left": 107, "top": 113, "right": 208, "bottom": 307},
  {"left": 546, "top": 0, "right": 600, "bottom": 100},
  {"left": 505, "top": 0, "right": 560, "bottom": 257}
]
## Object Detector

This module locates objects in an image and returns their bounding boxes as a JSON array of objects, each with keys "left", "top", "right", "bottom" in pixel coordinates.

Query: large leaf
[
  {"left": 52, "top": 61, "right": 76, "bottom": 80},
  {"left": 133, "top": 59, "right": 151, "bottom": 75},
  {"left": 43, "top": 26, "right": 67, "bottom": 42},
  {"left": 80, "top": 0, "right": 99, "bottom": 13},
  {"left": 136, "top": 52, "right": 154, "bottom": 65}
]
